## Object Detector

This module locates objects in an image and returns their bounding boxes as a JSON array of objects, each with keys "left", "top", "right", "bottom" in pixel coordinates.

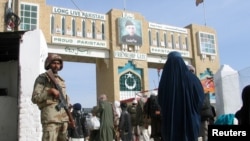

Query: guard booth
[{"left": 0, "top": 31, "right": 26, "bottom": 141}]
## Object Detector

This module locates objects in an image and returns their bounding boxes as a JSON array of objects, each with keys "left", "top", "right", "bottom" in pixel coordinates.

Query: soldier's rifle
[{"left": 46, "top": 69, "right": 76, "bottom": 128}]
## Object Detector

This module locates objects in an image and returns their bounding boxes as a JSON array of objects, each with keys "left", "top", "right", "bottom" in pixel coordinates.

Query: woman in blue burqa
[{"left": 157, "top": 51, "right": 205, "bottom": 141}]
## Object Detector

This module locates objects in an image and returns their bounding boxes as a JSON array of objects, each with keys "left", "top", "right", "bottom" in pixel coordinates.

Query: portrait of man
[{"left": 119, "top": 18, "right": 142, "bottom": 46}]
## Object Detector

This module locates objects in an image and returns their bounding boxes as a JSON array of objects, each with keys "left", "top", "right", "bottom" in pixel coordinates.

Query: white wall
[
  {"left": 214, "top": 64, "right": 242, "bottom": 116},
  {"left": 19, "top": 29, "right": 48, "bottom": 141}
]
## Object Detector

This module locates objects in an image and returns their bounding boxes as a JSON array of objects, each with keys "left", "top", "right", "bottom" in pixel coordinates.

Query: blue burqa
[{"left": 157, "top": 51, "right": 204, "bottom": 141}]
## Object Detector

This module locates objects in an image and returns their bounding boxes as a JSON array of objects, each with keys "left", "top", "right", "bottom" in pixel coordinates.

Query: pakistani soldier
[{"left": 31, "top": 53, "right": 73, "bottom": 141}]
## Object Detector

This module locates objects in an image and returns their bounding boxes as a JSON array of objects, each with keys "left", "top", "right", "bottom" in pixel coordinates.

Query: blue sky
[{"left": 46, "top": 0, "right": 250, "bottom": 108}]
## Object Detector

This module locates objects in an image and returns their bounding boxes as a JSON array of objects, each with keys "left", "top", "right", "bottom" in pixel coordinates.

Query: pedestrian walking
[{"left": 158, "top": 51, "right": 205, "bottom": 141}]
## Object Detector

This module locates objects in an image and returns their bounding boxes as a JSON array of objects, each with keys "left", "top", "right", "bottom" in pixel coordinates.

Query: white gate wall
[{"left": 19, "top": 29, "right": 48, "bottom": 141}]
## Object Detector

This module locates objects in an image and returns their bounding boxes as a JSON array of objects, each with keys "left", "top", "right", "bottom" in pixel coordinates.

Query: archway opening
[{"left": 60, "top": 62, "right": 97, "bottom": 109}]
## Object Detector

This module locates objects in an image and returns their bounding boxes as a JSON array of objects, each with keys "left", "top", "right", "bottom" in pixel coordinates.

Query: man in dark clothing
[
  {"left": 68, "top": 103, "right": 89, "bottom": 141},
  {"left": 89, "top": 106, "right": 100, "bottom": 141},
  {"left": 128, "top": 99, "right": 139, "bottom": 141},
  {"left": 199, "top": 94, "right": 214, "bottom": 141},
  {"left": 119, "top": 102, "right": 132, "bottom": 141},
  {"left": 144, "top": 93, "right": 162, "bottom": 141},
  {"left": 136, "top": 95, "right": 150, "bottom": 141}
]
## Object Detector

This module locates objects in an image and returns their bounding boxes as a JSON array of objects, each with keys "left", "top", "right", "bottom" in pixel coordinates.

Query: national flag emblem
[{"left": 196, "top": 0, "right": 204, "bottom": 6}]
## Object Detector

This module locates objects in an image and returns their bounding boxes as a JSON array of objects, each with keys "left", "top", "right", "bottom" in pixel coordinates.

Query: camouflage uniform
[{"left": 32, "top": 56, "right": 70, "bottom": 141}]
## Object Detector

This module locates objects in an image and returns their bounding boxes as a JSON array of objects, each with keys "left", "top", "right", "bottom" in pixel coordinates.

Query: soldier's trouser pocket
[{"left": 42, "top": 122, "right": 68, "bottom": 141}]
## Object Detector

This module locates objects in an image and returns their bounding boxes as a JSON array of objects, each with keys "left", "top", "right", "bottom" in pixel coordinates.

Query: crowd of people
[
  {"left": 66, "top": 93, "right": 161, "bottom": 141},
  {"left": 31, "top": 52, "right": 250, "bottom": 141}
]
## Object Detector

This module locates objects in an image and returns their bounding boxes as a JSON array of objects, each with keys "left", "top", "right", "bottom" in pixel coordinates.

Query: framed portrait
[{"left": 118, "top": 18, "right": 143, "bottom": 46}]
